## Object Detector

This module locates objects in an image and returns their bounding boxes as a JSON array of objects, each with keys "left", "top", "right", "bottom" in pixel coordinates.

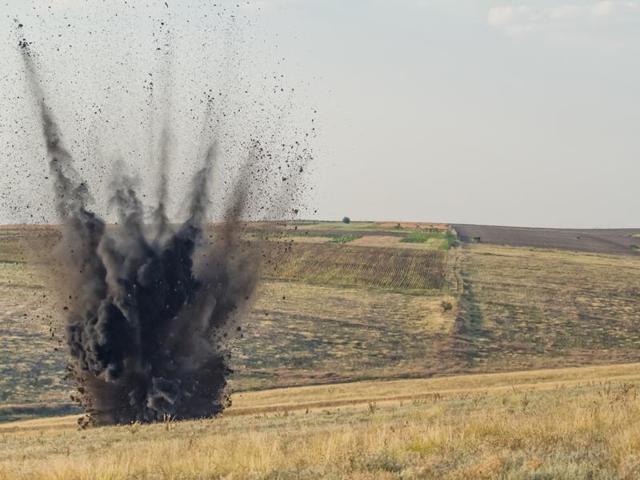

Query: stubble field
[{"left": 2, "top": 363, "right": 640, "bottom": 479}]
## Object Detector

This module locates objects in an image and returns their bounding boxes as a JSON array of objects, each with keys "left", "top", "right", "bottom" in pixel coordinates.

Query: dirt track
[{"left": 454, "top": 224, "right": 640, "bottom": 255}]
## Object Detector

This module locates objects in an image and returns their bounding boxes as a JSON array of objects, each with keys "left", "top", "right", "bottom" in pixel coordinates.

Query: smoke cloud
[{"left": 19, "top": 40, "right": 283, "bottom": 426}]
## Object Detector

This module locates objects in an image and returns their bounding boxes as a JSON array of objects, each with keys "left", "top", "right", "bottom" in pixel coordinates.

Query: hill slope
[
  {"left": 3, "top": 222, "right": 640, "bottom": 422},
  {"left": 447, "top": 244, "right": 640, "bottom": 373}
]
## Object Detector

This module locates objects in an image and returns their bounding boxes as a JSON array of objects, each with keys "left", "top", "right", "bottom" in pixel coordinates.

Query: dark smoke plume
[{"left": 20, "top": 43, "right": 262, "bottom": 426}]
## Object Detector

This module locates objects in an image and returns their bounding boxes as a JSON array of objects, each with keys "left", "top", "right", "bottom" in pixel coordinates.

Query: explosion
[{"left": 19, "top": 39, "right": 292, "bottom": 426}]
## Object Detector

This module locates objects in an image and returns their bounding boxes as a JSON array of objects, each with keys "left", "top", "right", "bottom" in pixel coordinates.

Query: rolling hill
[
  {"left": 3, "top": 221, "right": 640, "bottom": 478},
  {"left": 2, "top": 221, "right": 640, "bottom": 424}
]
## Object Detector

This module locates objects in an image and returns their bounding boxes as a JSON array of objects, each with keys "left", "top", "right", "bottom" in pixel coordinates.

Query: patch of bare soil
[{"left": 454, "top": 224, "right": 640, "bottom": 255}]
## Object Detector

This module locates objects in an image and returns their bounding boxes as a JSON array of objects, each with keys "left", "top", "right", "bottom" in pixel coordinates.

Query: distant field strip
[{"left": 455, "top": 224, "right": 640, "bottom": 255}]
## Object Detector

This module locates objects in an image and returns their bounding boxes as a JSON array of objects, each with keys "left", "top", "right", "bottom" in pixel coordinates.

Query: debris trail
[{"left": 20, "top": 42, "right": 261, "bottom": 426}]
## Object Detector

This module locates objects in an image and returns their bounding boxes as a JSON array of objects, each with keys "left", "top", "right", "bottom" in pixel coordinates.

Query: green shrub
[
  {"left": 401, "top": 230, "right": 457, "bottom": 250},
  {"left": 330, "top": 234, "right": 360, "bottom": 244}
]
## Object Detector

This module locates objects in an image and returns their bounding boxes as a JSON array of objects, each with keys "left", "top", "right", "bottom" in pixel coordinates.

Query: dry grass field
[
  {"left": 2, "top": 363, "right": 640, "bottom": 479},
  {"left": 234, "top": 281, "right": 455, "bottom": 391},
  {"left": 4, "top": 223, "right": 640, "bottom": 424},
  {"left": 3, "top": 223, "right": 640, "bottom": 477},
  {"left": 0, "top": 243, "right": 68, "bottom": 410},
  {"left": 0, "top": 223, "right": 456, "bottom": 420},
  {"left": 450, "top": 244, "right": 640, "bottom": 372},
  {"left": 260, "top": 242, "right": 449, "bottom": 290}
]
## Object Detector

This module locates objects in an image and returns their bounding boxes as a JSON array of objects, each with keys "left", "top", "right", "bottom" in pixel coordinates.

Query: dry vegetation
[
  {"left": 4, "top": 224, "right": 640, "bottom": 477},
  {"left": 4, "top": 226, "right": 640, "bottom": 421},
  {"left": 233, "top": 281, "right": 455, "bottom": 390},
  {"left": 450, "top": 244, "right": 640, "bottom": 372},
  {"left": 0, "top": 249, "right": 68, "bottom": 410},
  {"left": 261, "top": 242, "right": 449, "bottom": 291},
  {"left": 0, "top": 224, "right": 455, "bottom": 420},
  {"left": 2, "top": 363, "right": 640, "bottom": 479}
]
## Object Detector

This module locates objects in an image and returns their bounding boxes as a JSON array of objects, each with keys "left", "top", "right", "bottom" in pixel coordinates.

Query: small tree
[{"left": 342, "top": 216, "right": 351, "bottom": 224}]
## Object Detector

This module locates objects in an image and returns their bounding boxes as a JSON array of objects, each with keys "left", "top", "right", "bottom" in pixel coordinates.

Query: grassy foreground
[{"left": 2, "top": 363, "right": 640, "bottom": 479}]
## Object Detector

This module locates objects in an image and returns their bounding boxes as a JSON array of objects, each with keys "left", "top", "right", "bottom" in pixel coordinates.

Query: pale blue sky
[{"left": 1, "top": 0, "right": 639, "bottom": 227}]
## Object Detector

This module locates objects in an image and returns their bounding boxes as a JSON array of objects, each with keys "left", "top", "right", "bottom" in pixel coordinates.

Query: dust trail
[{"left": 20, "top": 42, "right": 262, "bottom": 426}]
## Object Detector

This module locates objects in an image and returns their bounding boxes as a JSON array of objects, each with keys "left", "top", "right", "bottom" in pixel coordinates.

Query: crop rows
[{"left": 261, "top": 242, "right": 448, "bottom": 291}]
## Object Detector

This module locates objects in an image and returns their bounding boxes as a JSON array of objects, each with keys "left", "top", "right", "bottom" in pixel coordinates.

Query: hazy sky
[{"left": 1, "top": 0, "right": 639, "bottom": 227}]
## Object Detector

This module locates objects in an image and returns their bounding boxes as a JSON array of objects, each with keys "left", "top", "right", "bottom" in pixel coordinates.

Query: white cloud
[
  {"left": 487, "top": 1, "right": 640, "bottom": 38},
  {"left": 487, "top": 6, "right": 515, "bottom": 27},
  {"left": 592, "top": 1, "right": 615, "bottom": 16}
]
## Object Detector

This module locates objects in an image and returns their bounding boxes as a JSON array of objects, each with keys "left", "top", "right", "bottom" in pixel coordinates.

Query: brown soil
[{"left": 454, "top": 224, "right": 640, "bottom": 255}]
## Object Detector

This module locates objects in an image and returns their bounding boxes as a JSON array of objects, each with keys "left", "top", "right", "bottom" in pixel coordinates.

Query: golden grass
[{"left": 2, "top": 363, "right": 640, "bottom": 479}]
